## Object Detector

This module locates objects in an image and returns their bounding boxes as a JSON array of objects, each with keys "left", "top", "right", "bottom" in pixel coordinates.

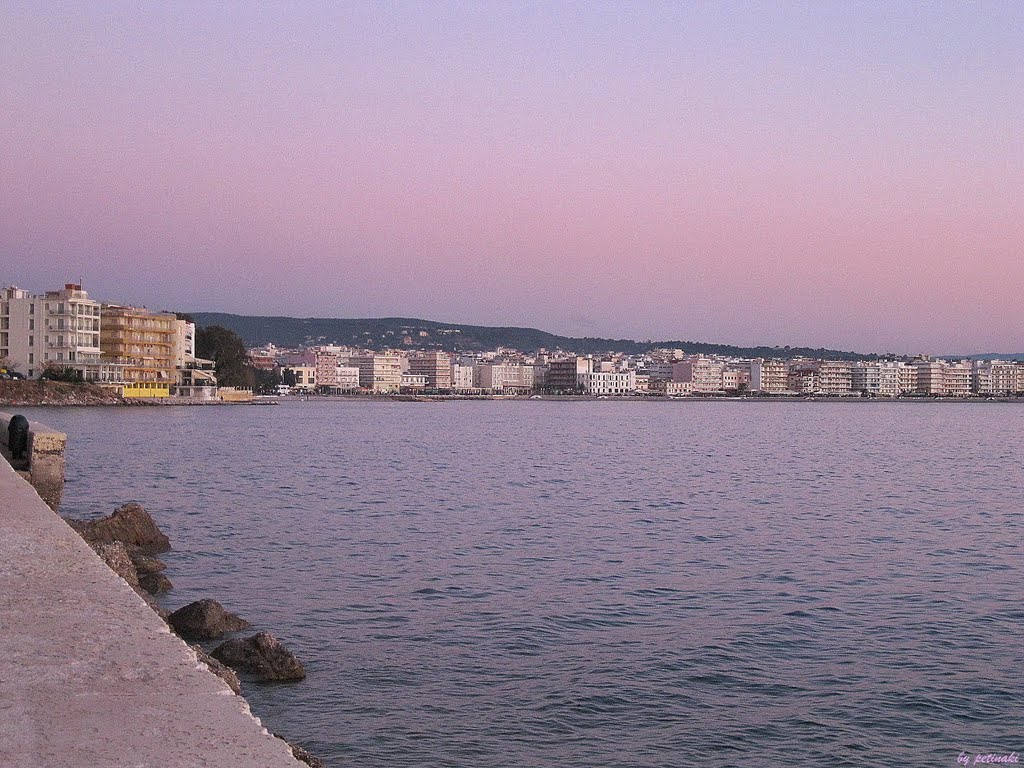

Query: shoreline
[{"left": 7, "top": 393, "right": 1024, "bottom": 407}]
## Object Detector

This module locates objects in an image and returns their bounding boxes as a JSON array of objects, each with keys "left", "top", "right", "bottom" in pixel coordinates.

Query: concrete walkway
[{"left": 0, "top": 459, "right": 303, "bottom": 767}]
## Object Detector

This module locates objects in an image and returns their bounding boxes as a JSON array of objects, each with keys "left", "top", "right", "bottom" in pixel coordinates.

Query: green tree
[{"left": 196, "top": 325, "right": 256, "bottom": 388}]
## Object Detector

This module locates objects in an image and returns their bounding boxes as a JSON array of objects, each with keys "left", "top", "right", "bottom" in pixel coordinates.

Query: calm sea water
[{"left": 23, "top": 401, "right": 1024, "bottom": 767}]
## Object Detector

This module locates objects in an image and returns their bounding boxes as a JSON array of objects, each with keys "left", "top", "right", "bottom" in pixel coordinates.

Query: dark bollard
[{"left": 8, "top": 414, "right": 30, "bottom": 461}]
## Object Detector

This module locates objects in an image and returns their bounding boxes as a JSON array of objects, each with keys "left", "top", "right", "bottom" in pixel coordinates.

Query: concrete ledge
[
  {"left": 0, "top": 410, "right": 67, "bottom": 510},
  {"left": 0, "top": 460, "right": 303, "bottom": 767}
]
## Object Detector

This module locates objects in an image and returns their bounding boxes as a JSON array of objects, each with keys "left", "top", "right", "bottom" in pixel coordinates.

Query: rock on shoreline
[
  {"left": 168, "top": 599, "right": 250, "bottom": 640},
  {"left": 67, "top": 502, "right": 171, "bottom": 555},
  {"left": 212, "top": 632, "right": 306, "bottom": 682}
]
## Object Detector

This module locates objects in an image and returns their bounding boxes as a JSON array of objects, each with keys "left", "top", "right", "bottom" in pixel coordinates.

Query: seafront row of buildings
[
  {"left": 4, "top": 282, "right": 1024, "bottom": 400},
  {"left": 259, "top": 344, "right": 1024, "bottom": 398},
  {"left": 0, "top": 284, "right": 216, "bottom": 398}
]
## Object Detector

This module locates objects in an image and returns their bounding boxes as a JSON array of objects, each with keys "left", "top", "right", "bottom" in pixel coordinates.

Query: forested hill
[{"left": 190, "top": 312, "right": 876, "bottom": 360}]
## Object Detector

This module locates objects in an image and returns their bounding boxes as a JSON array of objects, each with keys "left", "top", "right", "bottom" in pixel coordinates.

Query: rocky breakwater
[
  {"left": 66, "top": 502, "right": 323, "bottom": 767},
  {"left": 0, "top": 379, "right": 125, "bottom": 406}
]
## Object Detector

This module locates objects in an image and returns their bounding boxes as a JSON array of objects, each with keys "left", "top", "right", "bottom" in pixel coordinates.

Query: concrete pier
[
  {"left": 1, "top": 410, "right": 67, "bottom": 510},
  {"left": 0, "top": 451, "right": 303, "bottom": 766}
]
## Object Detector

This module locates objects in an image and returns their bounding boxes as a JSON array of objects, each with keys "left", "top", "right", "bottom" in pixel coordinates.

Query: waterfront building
[
  {"left": 915, "top": 358, "right": 971, "bottom": 396},
  {"left": 172, "top": 319, "right": 217, "bottom": 397},
  {"left": 475, "top": 362, "right": 536, "bottom": 393},
  {"left": 1, "top": 284, "right": 107, "bottom": 381},
  {"left": 281, "top": 365, "right": 316, "bottom": 391},
  {"left": 644, "top": 361, "right": 675, "bottom": 381},
  {"left": 100, "top": 304, "right": 178, "bottom": 397},
  {"left": 409, "top": 351, "right": 452, "bottom": 390},
  {"left": 546, "top": 357, "right": 591, "bottom": 393},
  {"left": 815, "top": 361, "right": 852, "bottom": 395},
  {"left": 972, "top": 360, "right": 1024, "bottom": 395},
  {"left": 351, "top": 353, "right": 404, "bottom": 392},
  {"left": 314, "top": 351, "right": 339, "bottom": 389},
  {"left": 851, "top": 361, "right": 914, "bottom": 397},
  {"left": 943, "top": 361, "right": 972, "bottom": 397},
  {"left": 721, "top": 365, "right": 751, "bottom": 392},
  {"left": 577, "top": 369, "right": 636, "bottom": 395},
  {"left": 787, "top": 361, "right": 818, "bottom": 394},
  {"left": 673, "top": 357, "right": 726, "bottom": 393},
  {"left": 450, "top": 363, "right": 476, "bottom": 391},
  {"left": 336, "top": 365, "right": 360, "bottom": 392},
  {"left": 649, "top": 380, "right": 694, "bottom": 396},
  {"left": 750, "top": 359, "right": 788, "bottom": 393},
  {"left": 401, "top": 373, "right": 427, "bottom": 390}
]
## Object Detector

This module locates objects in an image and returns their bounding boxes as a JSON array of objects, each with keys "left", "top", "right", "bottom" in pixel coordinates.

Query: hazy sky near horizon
[{"left": 2, "top": 2, "right": 1022, "bottom": 354}]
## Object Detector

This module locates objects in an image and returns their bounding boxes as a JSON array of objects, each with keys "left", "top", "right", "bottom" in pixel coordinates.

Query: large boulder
[
  {"left": 193, "top": 645, "right": 242, "bottom": 694},
  {"left": 212, "top": 632, "right": 306, "bottom": 682},
  {"left": 168, "top": 599, "right": 250, "bottom": 640},
  {"left": 67, "top": 503, "right": 171, "bottom": 555}
]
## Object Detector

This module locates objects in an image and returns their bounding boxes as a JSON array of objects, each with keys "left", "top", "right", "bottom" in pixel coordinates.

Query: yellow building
[{"left": 100, "top": 305, "right": 177, "bottom": 397}]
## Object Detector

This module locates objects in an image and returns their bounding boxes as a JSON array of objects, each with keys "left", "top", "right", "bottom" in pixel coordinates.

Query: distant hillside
[
  {"left": 947, "top": 352, "right": 1024, "bottom": 361},
  {"left": 189, "top": 312, "right": 876, "bottom": 360}
]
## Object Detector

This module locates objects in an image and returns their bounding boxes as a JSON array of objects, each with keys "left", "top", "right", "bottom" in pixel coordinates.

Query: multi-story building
[
  {"left": 409, "top": 351, "right": 452, "bottom": 390},
  {"left": 281, "top": 365, "right": 316, "bottom": 391},
  {"left": 851, "top": 361, "right": 914, "bottom": 397},
  {"left": 351, "top": 353, "right": 404, "bottom": 392},
  {"left": 644, "top": 360, "right": 675, "bottom": 381},
  {"left": 816, "top": 361, "right": 852, "bottom": 395},
  {"left": 450, "top": 363, "right": 476, "bottom": 391},
  {"left": 336, "top": 365, "right": 360, "bottom": 392},
  {"left": 314, "top": 350, "right": 339, "bottom": 389},
  {"left": 649, "top": 380, "right": 693, "bottom": 396},
  {"left": 546, "top": 357, "right": 591, "bottom": 393},
  {"left": 401, "top": 373, "right": 428, "bottom": 390},
  {"left": 722, "top": 365, "right": 751, "bottom": 392},
  {"left": 476, "top": 363, "right": 535, "bottom": 393},
  {"left": 972, "top": 360, "right": 1024, "bottom": 395},
  {"left": 100, "top": 304, "right": 178, "bottom": 397},
  {"left": 787, "top": 361, "right": 818, "bottom": 394},
  {"left": 577, "top": 369, "right": 636, "bottom": 395},
  {"left": 943, "top": 361, "right": 972, "bottom": 397},
  {"left": 750, "top": 359, "right": 788, "bottom": 393},
  {"left": 172, "top": 318, "right": 217, "bottom": 397},
  {"left": 672, "top": 356, "right": 725, "bottom": 393},
  {"left": 915, "top": 358, "right": 971, "bottom": 396},
  {"left": 1, "top": 284, "right": 106, "bottom": 380}
]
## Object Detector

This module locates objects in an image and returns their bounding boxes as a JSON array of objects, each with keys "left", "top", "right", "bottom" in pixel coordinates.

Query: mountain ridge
[{"left": 189, "top": 312, "right": 879, "bottom": 361}]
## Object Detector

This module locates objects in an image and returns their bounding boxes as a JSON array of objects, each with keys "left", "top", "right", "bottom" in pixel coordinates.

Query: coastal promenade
[{"left": 0, "top": 435, "right": 303, "bottom": 766}]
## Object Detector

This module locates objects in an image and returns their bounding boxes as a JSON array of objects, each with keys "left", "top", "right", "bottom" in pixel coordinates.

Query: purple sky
[{"left": 2, "top": 2, "right": 1022, "bottom": 354}]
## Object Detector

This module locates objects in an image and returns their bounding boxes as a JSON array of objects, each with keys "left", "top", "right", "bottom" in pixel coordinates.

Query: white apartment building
[
  {"left": 972, "top": 360, "right": 1024, "bottom": 395},
  {"left": 336, "top": 365, "right": 360, "bottom": 391},
  {"left": 450, "top": 363, "right": 476, "bottom": 391},
  {"left": 577, "top": 369, "right": 636, "bottom": 395},
  {"left": 1, "top": 284, "right": 109, "bottom": 380},
  {"left": 915, "top": 358, "right": 972, "bottom": 396},
  {"left": 851, "top": 361, "right": 913, "bottom": 397}
]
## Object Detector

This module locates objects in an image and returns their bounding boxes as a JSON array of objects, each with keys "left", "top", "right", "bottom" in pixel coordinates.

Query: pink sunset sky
[{"left": 2, "top": 2, "right": 1022, "bottom": 354}]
